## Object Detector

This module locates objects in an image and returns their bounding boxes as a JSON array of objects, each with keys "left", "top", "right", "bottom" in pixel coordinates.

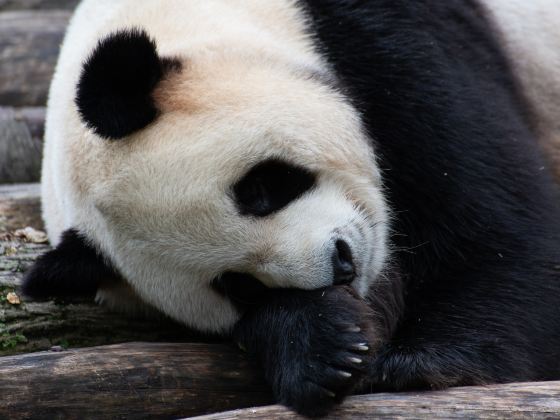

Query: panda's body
[{"left": 24, "top": 0, "right": 560, "bottom": 416}]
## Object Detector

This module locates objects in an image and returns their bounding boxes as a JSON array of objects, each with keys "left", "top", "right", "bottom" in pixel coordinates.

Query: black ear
[
  {"left": 21, "top": 229, "right": 119, "bottom": 300},
  {"left": 75, "top": 28, "right": 180, "bottom": 140}
]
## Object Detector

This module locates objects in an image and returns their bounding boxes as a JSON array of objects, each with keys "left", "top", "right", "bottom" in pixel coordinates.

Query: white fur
[
  {"left": 482, "top": 0, "right": 560, "bottom": 173},
  {"left": 43, "top": 0, "right": 389, "bottom": 333}
]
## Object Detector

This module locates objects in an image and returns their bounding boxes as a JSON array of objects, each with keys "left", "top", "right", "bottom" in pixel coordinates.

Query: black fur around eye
[{"left": 233, "top": 159, "right": 316, "bottom": 217}]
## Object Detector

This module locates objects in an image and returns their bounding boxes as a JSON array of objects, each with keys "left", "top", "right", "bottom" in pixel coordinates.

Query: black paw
[
  {"left": 274, "top": 320, "right": 372, "bottom": 416},
  {"left": 233, "top": 286, "right": 378, "bottom": 417}
]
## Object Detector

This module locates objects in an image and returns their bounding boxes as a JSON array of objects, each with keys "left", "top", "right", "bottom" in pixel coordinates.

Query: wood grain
[
  {"left": 0, "top": 106, "right": 46, "bottom": 139},
  {"left": 0, "top": 0, "right": 78, "bottom": 10},
  {"left": 2, "top": 339, "right": 559, "bottom": 420},
  {"left": 0, "top": 183, "right": 41, "bottom": 231},
  {"left": 0, "top": 107, "right": 44, "bottom": 183},
  {"left": 0, "top": 182, "right": 40, "bottom": 200},
  {"left": 0, "top": 342, "right": 273, "bottom": 419},
  {"left": 0, "top": 11, "right": 70, "bottom": 106},
  {"left": 192, "top": 381, "right": 560, "bottom": 420}
]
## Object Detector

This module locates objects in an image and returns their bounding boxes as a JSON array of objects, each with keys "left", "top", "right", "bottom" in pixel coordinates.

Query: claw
[
  {"left": 349, "top": 356, "right": 363, "bottom": 364},
  {"left": 323, "top": 388, "right": 336, "bottom": 398},
  {"left": 352, "top": 343, "right": 369, "bottom": 352},
  {"left": 345, "top": 325, "right": 361, "bottom": 333},
  {"left": 337, "top": 370, "right": 352, "bottom": 378}
]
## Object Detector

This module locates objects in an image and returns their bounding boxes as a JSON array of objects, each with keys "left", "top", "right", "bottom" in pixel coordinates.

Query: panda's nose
[{"left": 332, "top": 239, "right": 356, "bottom": 285}]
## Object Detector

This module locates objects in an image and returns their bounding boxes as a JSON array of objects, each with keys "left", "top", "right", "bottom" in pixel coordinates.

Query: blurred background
[{"left": 0, "top": 0, "right": 79, "bottom": 184}]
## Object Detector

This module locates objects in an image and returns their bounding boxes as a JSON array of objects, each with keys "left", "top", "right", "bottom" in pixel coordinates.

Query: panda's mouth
[{"left": 211, "top": 271, "right": 271, "bottom": 309}]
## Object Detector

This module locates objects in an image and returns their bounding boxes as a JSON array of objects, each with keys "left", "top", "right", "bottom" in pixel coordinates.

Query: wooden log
[
  {"left": 0, "top": 107, "right": 45, "bottom": 183},
  {"left": 193, "top": 381, "right": 560, "bottom": 420},
  {"left": 0, "top": 0, "right": 78, "bottom": 10},
  {"left": 0, "top": 106, "right": 46, "bottom": 139},
  {"left": 0, "top": 184, "right": 205, "bottom": 356},
  {"left": 0, "top": 182, "right": 41, "bottom": 200},
  {"left": 2, "top": 341, "right": 560, "bottom": 420},
  {"left": 0, "top": 11, "right": 70, "bottom": 106},
  {"left": 0, "top": 342, "right": 273, "bottom": 419},
  {"left": 0, "top": 183, "right": 41, "bottom": 232}
]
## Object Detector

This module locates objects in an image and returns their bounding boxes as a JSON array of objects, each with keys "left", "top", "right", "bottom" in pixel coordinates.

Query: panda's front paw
[
  {"left": 273, "top": 319, "right": 372, "bottom": 416},
  {"left": 233, "top": 286, "right": 377, "bottom": 417}
]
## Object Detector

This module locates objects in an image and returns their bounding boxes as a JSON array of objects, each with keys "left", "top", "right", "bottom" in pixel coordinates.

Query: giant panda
[{"left": 22, "top": 0, "right": 560, "bottom": 417}]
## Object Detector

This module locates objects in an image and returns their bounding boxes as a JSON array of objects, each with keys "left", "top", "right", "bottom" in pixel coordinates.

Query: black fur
[
  {"left": 75, "top": 28, "right": 180, "bottom": 140},
  {"left": 233, "top": 286, "right": 379, "bottom": 417},
  {"left": 233, "top": 159, "right": 316, "bottom": 217},
  {"left": 21, "top": 229, "right": 119, "bottom": 299},
  {"left": 232, "top": 0, "right": 560, "bottom": 416},
  {"left": 212, "top": 272, "right": 270, "bottom": 309}
]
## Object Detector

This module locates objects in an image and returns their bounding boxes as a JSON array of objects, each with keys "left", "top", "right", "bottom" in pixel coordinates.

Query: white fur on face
[
  {"left": 42, "top": 0, "right": 390, "bottom": 333},
  {"left": 82, "top": 70, "right": 389, "bottom": 332}
]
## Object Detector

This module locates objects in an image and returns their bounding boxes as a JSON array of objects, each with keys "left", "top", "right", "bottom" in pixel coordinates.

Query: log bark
[
  {"left": 0, "top": 107, "right": 45, "bottom": 183},
  {"left": 1, "top": 341, "right": 560, "bottom": 420},
  {"left": 0, "top": 10, "right": 70, "bottom": 106},
  {"left": 0, "top": 183, "right": 42, "bottom": 232},
  {"left": 0, "top": 342, "right": 273, "bottom": 419},
  {"left": 0, "top": 184, "right": 205, "bottom": 356},
  {"left": 0, "top": 106, "right": 46, "bottom": 140},
  {"left": 192, "top": 381, "right": 560, "bottom": 420},
  {"left": 0, "top": 7, "right": 72, "bottom": 183},
  {"left": 0, "top": 0, "right": 78, "bottom": 10}
]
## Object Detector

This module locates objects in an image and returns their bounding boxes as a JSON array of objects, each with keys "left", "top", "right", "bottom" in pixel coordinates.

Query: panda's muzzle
[
  {"left": 213, "top": 239, "right": 356, "bottom": 307},
  {"left": 332, "top": 239, "right": 356, "bottom": 285}
]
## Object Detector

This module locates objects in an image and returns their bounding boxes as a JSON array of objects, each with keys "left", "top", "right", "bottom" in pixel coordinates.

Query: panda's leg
[
  {"left": 367, "top": 290, "right": 543, "bottom": 392},
  {"left": 22, "top": 228, "right": 161, "bottom": 318},
  {"left": 232, "top": 286, "right": 384, "bottom": 417},
  {"left": 22, "top": 228, "right": 116, "bottom": 299},
  {"left": 95, "top": 281, "right": 165, "bottom": 319}
]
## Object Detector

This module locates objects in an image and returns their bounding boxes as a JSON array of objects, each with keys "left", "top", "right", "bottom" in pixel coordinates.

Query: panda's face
[{"left": 70, "top": 31, "right": 389, "bottom": 331}]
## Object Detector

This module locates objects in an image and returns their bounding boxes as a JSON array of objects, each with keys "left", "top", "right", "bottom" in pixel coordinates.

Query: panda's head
[{"left": 66, "top": 29, "right": 389, "bottom": 332}]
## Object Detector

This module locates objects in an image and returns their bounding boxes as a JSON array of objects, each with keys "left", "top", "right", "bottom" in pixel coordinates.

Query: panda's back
[{"left": 484, "top": 0, "right": 560, "bottom": 177}]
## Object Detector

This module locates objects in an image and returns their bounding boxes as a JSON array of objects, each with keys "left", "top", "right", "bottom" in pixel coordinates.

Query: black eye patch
[{"left": 233, "top": 159, "right": 316, "bottom": 217}]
